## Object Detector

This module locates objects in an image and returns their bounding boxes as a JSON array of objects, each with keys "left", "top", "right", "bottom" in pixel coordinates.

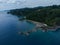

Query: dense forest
[{"left": 8, "top": 5, "right": 60, "bottom": 26}]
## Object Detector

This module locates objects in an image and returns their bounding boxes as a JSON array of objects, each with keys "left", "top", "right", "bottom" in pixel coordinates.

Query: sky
[{"left": 0, "top": 0, "right": 60, "bottom": 10}]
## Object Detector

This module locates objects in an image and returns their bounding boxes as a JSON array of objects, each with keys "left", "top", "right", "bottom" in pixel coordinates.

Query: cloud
[
  {"left": 0, "top": 0, "right": 60, "bottom": 11},
  {"left": 0, "top": 0, "right": 26, "bottom": 4}
]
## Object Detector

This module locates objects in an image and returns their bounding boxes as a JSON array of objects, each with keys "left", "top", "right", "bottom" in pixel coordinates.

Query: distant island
[{"left": 8, "top": 5, "right": 60, "bottom": 34}]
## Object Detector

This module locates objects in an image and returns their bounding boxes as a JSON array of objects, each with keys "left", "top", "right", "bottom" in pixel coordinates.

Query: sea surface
[{"left": 0, "top": 11, "right": 60, "bottom": 45}]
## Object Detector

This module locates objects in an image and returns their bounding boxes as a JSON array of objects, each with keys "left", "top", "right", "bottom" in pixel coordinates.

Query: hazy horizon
[{"left": 0, "top": 0, "right": 60, "bottom": 11}]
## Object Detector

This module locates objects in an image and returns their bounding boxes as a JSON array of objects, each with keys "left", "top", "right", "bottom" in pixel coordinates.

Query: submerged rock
[{"left": 18, "top": 32, "right": 30, "bottom": 36}]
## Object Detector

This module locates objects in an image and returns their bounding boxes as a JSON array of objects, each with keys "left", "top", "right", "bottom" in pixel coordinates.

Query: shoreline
[
  {"left": 27, "top": 20, "right": 60, "bottom": 31},
  {"left": 18, "top": 20, "right": 60, "bottom": 36}
]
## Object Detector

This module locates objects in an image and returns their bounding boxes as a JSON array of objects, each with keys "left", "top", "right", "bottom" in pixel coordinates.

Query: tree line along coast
[{"left": 7, "top": 5, "right": 60, "bottom": 35}]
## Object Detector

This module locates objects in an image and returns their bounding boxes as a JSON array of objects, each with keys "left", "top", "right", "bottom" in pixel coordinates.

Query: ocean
[{"left": 0, "top": 11, "right": 60, "bottom": 45}]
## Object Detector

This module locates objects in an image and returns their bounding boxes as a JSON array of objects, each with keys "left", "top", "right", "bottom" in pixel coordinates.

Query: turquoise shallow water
[{"left": 0, "top": 11, "right": 60, "bottom": 45}]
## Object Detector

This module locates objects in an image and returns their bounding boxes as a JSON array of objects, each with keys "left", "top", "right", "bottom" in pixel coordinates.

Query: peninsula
[{"left": 8, "top": 5, "right": 60, "bottom": 35}]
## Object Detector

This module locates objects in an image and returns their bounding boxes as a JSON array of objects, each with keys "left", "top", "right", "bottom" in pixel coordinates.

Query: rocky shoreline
[
  {"left": 18, "top": 20, "right": 60, "bottom": 36},
  {"left": 27, "top": 20, "right": 60, "bottom": 31}
]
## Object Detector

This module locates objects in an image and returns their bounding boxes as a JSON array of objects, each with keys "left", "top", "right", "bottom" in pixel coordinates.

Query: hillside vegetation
[{"left": 8, "top": 5, "right": 60, "bottom": 26}]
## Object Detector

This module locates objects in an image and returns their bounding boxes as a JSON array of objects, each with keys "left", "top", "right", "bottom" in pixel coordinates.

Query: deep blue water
[{"left": 0, "top": 11, "right": 60, "bottom": 45}]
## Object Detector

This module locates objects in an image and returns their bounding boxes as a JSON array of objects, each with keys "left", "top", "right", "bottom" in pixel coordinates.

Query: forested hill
[{"left": 8, "top": 5, "right": 60, "bottom": 26}]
